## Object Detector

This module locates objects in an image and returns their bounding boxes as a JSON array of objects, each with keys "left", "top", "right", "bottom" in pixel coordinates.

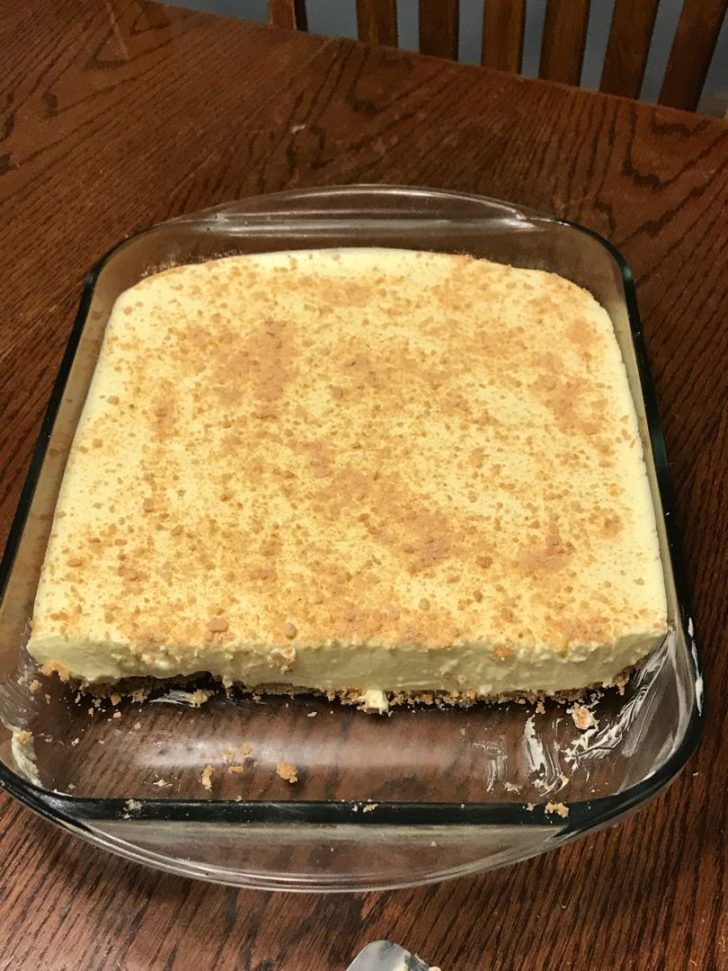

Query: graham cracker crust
[{"left": 34, "top": 666, "right": 635, "bottom": 713}]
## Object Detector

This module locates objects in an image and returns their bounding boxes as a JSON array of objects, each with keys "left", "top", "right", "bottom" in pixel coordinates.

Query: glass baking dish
[{"left": 0, "top": 185, "right": 703, "bottom": 891}]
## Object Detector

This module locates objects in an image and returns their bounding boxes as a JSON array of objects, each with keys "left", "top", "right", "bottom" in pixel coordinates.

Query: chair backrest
[{"left": 267, "top": 0, "right": 726, "bottom": 113}]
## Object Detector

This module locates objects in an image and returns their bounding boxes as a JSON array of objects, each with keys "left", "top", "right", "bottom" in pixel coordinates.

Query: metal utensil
[{"left": 347, "top": 940, "right": 435, "bottom": 970}]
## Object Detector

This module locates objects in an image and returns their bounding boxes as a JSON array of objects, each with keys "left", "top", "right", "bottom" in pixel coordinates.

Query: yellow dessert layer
[{"left": 28, "top": 248, "right": 667, "bottom": 696}]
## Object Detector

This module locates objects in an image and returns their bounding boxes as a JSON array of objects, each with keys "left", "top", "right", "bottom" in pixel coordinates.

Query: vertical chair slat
[
  {"left": 601, "top": 0, "right": 661, "bottom": 99},
  {"left": 420, "top": 0, "right": 460, "bottom": 60},
  {"left": 357, "top": 0, "right": 398, "bottom": 47},
  {"left": 659, "top": 0, "right": 726, "bottom": 111},
  {"left": 267, "top": 0, "right": 307, "bottom": 31},
  {"left": 540, "top": 0, "right": 591, "bottom": 86},
  {"left": 482, "top": 0, "right": 526, "bottom": 72}
]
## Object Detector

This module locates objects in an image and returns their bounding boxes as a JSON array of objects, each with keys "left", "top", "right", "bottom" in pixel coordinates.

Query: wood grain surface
[{"left": 0, "top": 2, "right": 727, "bottom": 969}]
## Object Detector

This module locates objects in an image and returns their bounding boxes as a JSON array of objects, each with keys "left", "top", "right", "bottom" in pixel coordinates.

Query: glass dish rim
[{"left": 0, "top": 184, "right": 704, "bottom": 839}]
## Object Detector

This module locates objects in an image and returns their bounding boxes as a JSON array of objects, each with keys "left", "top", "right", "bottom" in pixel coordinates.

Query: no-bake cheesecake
[{"left": 27, "top": 248, "right": 668, "bottom": 701}]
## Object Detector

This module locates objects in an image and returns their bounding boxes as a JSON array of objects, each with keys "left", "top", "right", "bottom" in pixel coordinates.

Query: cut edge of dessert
[{"left": 30, "top": 657, "right": 656, "bottom": 715}]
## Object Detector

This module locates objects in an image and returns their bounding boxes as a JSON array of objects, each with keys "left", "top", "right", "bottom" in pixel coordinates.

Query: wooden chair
[{"left": 267, "top": 0, "right": 726, "bottom": 113}]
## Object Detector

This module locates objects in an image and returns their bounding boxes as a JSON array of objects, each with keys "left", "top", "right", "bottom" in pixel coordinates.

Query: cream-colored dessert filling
[{"left": 28, "top": 248, "right": 667, "bottom": 696}]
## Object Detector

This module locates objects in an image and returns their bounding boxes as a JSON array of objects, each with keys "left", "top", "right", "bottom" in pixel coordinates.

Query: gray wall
[{"left": 174, "top": 0, "right": 727, "bottom": 116}]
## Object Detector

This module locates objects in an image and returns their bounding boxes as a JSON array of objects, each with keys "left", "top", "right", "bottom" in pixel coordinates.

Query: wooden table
[{"left": 0, "top": 2, "right": 726, "bottom": 968}]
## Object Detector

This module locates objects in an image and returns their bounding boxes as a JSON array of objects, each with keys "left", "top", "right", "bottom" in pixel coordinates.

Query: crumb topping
[
  {"left": 569, "top": 703, "right": 597, "bottom": 730},
  {"left": 39, "top": 660, "right": 70, "bottom": 681},
  {"left": 276, "top": 760, "right": 298, "bottom": 784},
  {"left": 545, "top": 801, "right": 570, "bottom": 818},
  {"left": 30, "top": 249, "right": 666, "bottom": 665}
]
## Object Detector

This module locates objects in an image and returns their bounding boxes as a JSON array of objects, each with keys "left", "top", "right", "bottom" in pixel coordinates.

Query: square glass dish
[{"left": 0, "top": 185, "right": 703, "bottom": 891}]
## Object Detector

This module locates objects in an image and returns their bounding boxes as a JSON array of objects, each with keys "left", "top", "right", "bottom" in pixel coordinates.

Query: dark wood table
[{"left": 1, "top": 2, "right": 726, "bottom": 968}]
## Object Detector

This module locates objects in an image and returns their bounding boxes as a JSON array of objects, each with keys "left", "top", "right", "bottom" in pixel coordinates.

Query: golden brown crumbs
[
  {"left": 284, "top": 621, "right": 297, "bottom": 639},
  {"left": 362, "top": 803, "right": 378, "bottom": 813},
  {"left": 112, "top": 711, "right": 122, "bottom": 720},
  {"left": 227, "top": 764, "right": 244, "bottom": 774},
  {"left": 206, "top": 616, "right": 228, "bottom": 633},
  {"left": 200, "top": 765, "right": 214, "bottom": 791},
  {"left": 29, "top": 679, "right": 41, "bottom": 695},
  {"left": 188, "top": 689, "right": 214, "bottom": 707},
  {"left": 569, "top": 703, "right": 596, "bottom": 731},
  {"left": 545, "top": 801, "right": 570, "bottom": 818},
  {"left": 39, "top": 661, "right": 70, "bottom": 682},
  {"left": 535, "top": 700, "right": 546, "bottom": 715},
  {"left": 276, "top": 761, "right": 298, "bottom": 784},
  {"left": 14, "top": 729, "right": 33, "bottom": 745}
]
